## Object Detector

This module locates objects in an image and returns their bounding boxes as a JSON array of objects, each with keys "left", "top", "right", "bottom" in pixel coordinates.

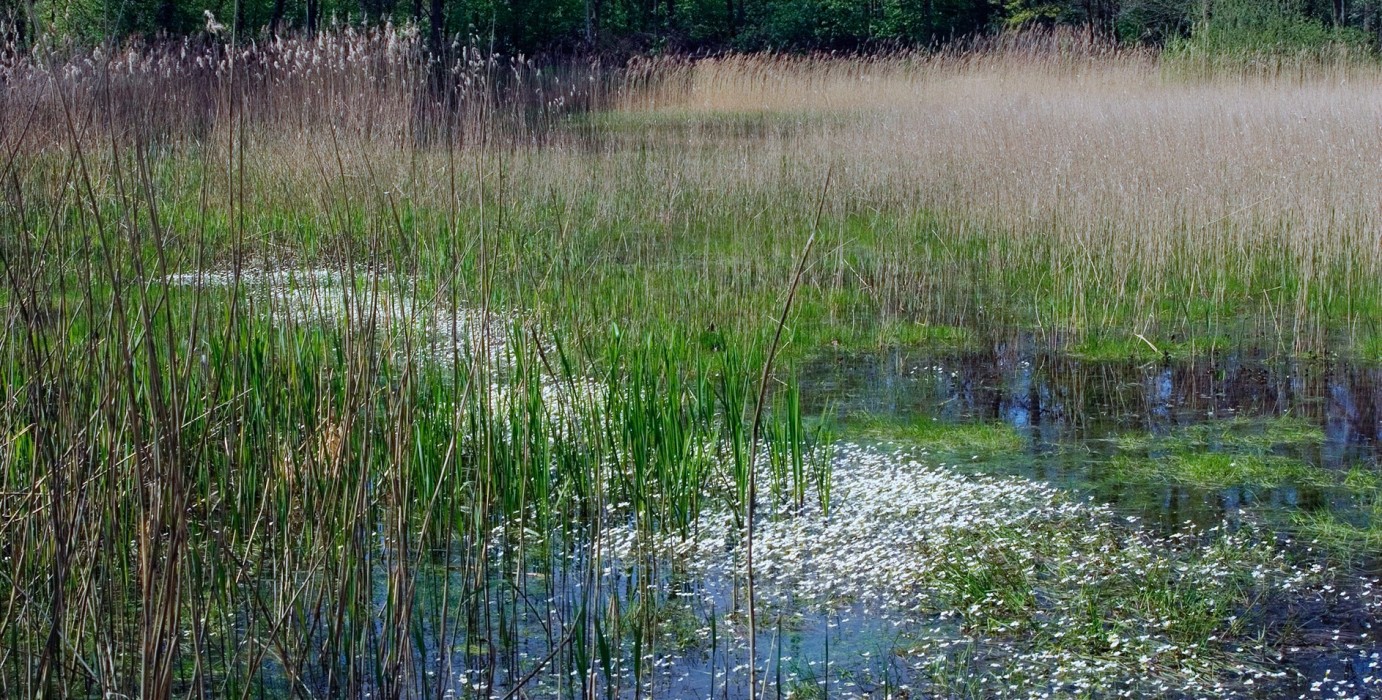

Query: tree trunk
[
  {"left": 270, "top": 0, "right": 287, "bottom": 34},
  {"left": 586, "top": 0, "right": 595, "bottom": 45},
  {"left": 1376, "top": 0, "right": 1382, "bottom": 45},
  {"left": 22, "top": 0, "right": 38, "bottom": 47},
  {"left": 429, "top": 0, "right": 444, "bottom": 56},
  {"left": 590, "top": 0, "right": 604, "bottom": 46}
]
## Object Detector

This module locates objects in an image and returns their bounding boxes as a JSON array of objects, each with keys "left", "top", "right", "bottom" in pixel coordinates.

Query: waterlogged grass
[
  {"left": 1106, "top": 430, "right": 1382, "bottom": 546},
  {"left": 1296, "top": 509, "right": 1382, "bottom": 561},
  {"left": 6, "top": 251, "right": 1381, "bottom": 695},
  {"left": 839, "top": 402, "right": 1382, "bottom": 569},
  {"left": 842, "top": 415, "right": 1025, "bottom": 458},
  {"left": 838, "top": 408, "right": 1382, "bottom": 566},
  {"left": 1113, "top": 416, "right": 1325, "bottom": 455},
  {"left": 1085, "top": 417, "right": 1382, "bottom": 561},
  {"left": 0, "top": 257, "right": 838, "bottom": 696},
  {"left": 1092, "top": 416, "right": 1345, "bottom": 507},
  {"left": 875, "top": 321, "right": 974, "bottom": 349},
  {"left": 1350, "top": 326, "right": 1382, "bottom": 364},
  {"left": 1065, "top": 331, "right": 1239, "bottom": 361},
  {"left": 920, "top": 522, "right": 1312, "bottom": 696},
  {"left": 607, "top": 442, "right": 1382, "bottom": 697},
  {"left": 1108, "top": 452, "right": 1331, "bottom": 490},
  {"left": 1291, "top": 472, "right": 1382, "bottom": 559}
]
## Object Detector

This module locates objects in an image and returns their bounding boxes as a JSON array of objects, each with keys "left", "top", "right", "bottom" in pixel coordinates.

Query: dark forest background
[{"left": 1, "top": 0, "right": 1378, "bottom": 59}]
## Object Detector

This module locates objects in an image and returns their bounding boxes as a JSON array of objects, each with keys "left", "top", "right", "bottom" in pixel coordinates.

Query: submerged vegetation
[
  {"left": 608, "top": 443, "right": 1377, "bottom": 698},
  {"left": 5, "top": 17, "right": 1382, "bottom": 700}
]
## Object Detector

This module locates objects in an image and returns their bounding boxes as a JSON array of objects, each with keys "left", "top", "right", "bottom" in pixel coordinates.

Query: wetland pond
[
  {"left": 419, "top": 345, "right": 1382, "bottom": 700},
  {"left": 791, "top": 342, "right": 1382, "bottom": 698},
  {"left": 163, "top": 272, "right": 1382, "bottom": 698},
  {"left": 804, "top": 342, "right": 1382, "bottom": 538}
]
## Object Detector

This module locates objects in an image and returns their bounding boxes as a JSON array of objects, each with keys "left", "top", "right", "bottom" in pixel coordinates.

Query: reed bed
[
  {"left": 617, "top": 44, "right": 1382, "bottom": 352},
  {"left": 10, "top": 29, "right": 1382, "bottom": 353},
  {"left": 0, "top": 255, "right": 824, "bottom": 696},
  {"left": 4, "top": 24, "right": 1382, "bottom": 699}
]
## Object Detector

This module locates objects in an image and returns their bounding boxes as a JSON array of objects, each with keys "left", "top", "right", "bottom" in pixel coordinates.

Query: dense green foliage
[
  {"left": 1169, "top": 0, "right": 1372, "bottom": 57},
  {"left": 5, "top": 0, "right": 1382, "bottom": 54}
]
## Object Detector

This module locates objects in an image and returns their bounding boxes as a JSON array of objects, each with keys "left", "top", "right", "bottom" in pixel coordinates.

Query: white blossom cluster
[
  {"left": 167, "top": 266, "right": 522, "bottom": 369},
  {"left": 602, "top": 442, "right": 1382, "bottom": 698}
]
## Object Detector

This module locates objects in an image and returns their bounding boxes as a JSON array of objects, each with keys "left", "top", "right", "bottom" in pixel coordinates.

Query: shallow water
[
  {"left": 158, "top": 270, "right": 1382, "bottom": 697},
  {"left": 466, "top": 435, "right": 1382, "bottom": 699},
  {"left": 801, "top": 341, "right": 1382, "bottom": 531},
  {"left": 788, "top": 342, "right": 1382, "bottom": 698}
]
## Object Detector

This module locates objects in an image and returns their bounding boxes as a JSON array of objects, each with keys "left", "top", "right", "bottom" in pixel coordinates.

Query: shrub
[{"left": 1167, "top": 0, "right": 1372, "bottom": 62}]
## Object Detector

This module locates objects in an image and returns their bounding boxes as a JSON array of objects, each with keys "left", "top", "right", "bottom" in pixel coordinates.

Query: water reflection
[
  {"left": 803, "top": 341, "right": 1382, "bottom": 465},
  {"left": 801, "top": 340, "right": 1382, "bottom": 532}
]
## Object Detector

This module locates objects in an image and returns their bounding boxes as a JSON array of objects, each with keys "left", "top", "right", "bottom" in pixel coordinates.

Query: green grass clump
[
  {"left": 1290, "top": 472, "right": 1382, "bottom": 559},
  {"left": 1294, "top": 509, "right": 1382, "bottom": 560},
  {"left": 1066, "top": 332, "right": 1238, "bottom": 362},
  {"left": 843, "top": 415, "right": 1025, "bottom": 458},
  {"left": 1066, "top": 334, "right": 1169, "bottom": 362},
  {"left": 1100, "top": 419, "right": 1382, "bottom": 558},
  {"left": 1113, "top": 416, "right": 1324, "bottom": 455},
  {"left": 1102, "top": 417, "right": 1339, "bottom": 494},
  {"left": 1109, "top": 451, "right": 1327, "bottom": 490},
  {"left": 878, "top": 322, "right": 973, "bottom": 348}
]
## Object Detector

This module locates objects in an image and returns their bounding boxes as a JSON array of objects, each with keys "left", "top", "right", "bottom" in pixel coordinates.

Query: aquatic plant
[
  {"left": 606, "top": 442, "right": 1382, "bottom": 697},
  {"left": 5, "top": 24, "right": 1382, "bottom": 699}
]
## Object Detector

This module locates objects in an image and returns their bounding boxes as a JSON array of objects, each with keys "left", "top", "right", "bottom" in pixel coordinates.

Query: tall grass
[
  {"left": 0, "top": 255, "right": 815, "bottom": 695},
  {"left": 0, "top": 30, "right": 821, "bottom": 695},
  {"left": 11, "top": 27, "right": 1379, "bottom": 353},
  {"left": 617, "top": 39, "right": 1382, "bottom": 352},
  {"left": 3, "top": 21, "right": 1382, "bottom": 697},
  {"left": 16, "top": 27, "right": 1382, "bottom": 353}
]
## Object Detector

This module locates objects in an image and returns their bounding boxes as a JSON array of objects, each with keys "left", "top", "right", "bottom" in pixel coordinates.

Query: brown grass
[
  {"left": 5, "top": 27, "right": 1381, "bottom": 345},
  {"left": 605, "top": 41, "right": 1382, "bottom": 346}
]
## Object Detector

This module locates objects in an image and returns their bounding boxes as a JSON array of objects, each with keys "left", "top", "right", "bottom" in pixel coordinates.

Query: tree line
[{"left": 2, "top": 0, "right": 1379, "bottom": 56}]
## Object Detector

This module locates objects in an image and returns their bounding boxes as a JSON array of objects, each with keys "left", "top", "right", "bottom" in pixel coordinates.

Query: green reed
[
  {"left": 0, "top": 241, "right": 820, "bottom": 697},
  {"left": 11, "top": 32, "right": 1381, "bottom": 698},
  {"left": 0, "top": 103, "right": 833, "bottom": 696}
]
